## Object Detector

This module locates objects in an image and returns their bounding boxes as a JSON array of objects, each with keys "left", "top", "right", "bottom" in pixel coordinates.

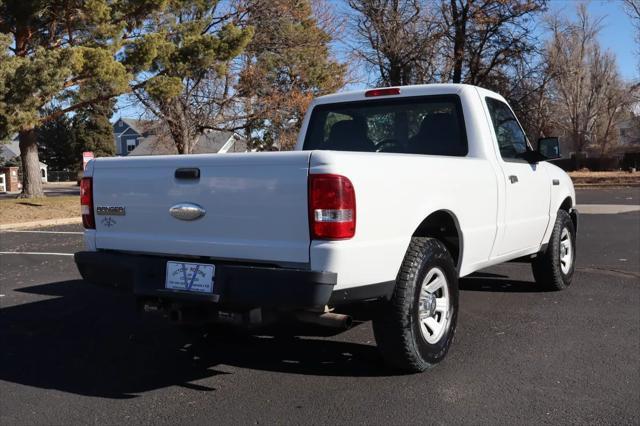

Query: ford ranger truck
[{"left": 75, "top": 84, "right": 577, "bottom": 373}]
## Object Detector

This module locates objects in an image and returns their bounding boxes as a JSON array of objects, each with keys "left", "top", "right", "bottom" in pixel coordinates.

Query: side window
[{"left": 485, "top": 98, "right": 527, "bottom": 160}]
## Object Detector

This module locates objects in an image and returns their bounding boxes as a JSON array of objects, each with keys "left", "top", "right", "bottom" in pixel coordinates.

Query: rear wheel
[
  {"left": 372, "top": 237, "right": 458, "bottom": 373},
  {"left": 532, "top": 209, "right": 576, "bottom": 290}
]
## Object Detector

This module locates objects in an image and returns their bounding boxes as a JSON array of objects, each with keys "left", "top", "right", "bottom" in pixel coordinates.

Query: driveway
[{"left": 0, "top": 187, "right": 638, "bottom": 425}]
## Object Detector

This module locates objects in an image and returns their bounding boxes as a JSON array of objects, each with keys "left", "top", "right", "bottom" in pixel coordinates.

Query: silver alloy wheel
[
  {"left": 418, "top": 267, "right": 450, "bottom": 344},
  {"left": 559, "top": 227, "right": 573, "bottom": 274}
]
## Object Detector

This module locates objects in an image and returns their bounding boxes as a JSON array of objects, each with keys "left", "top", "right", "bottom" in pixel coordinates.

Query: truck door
[{"left": 485, "top": 97, "right": 550, "bottom": 256}]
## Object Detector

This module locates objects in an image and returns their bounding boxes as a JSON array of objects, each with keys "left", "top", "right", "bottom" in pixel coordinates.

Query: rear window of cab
[{"left": 303, "top": 95, "right": 468, "bottom": 157}]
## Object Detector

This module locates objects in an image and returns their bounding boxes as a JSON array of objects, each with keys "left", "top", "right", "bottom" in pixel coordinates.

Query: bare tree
[
  {"left": 348, "top": 0, "right": 546, "bottom": 89},
  {"left": 506, "top": 59, "right": 556, "bottom": 142},
  {"left": 440, "top": 0, "right": 547, "bottom": 85},
  {"left": 623, "top": 0, "right": 640, "bottom": 74},
  {"left": 348, "top": 0, "right": 442, "bottom": 86},
  {"left": 546, "top": 4, "right": 628, "bottom": 155},
  {"left": 623, "top": 0, "right": 640, "bottom": 31}
]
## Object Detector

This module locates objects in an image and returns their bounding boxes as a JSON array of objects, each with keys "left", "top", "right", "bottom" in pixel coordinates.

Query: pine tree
[
  {"left": 238, "top": 0, "right": 346, "bottom": 150},
  {"left": 0, "top": 0, "right": 252, "bottom": 197},
  {"left": 0, "top": 0, "right": 135, "bottom": 197},
  {"left": 124, "top": 2, "right": 253, "bottom": 154},
  {"left": 72, "top": 101, "right": 116, "bottom": 161},
  {"left": 37, "top": 114, "right": 76, "bottom": 171}
]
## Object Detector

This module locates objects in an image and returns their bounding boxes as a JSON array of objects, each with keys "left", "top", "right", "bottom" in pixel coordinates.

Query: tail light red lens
[
  {"left": 80, "top": 177, "right": 95, "bottom": 229},
  {"left": 309, "top": 174, "right": 356, "bottom": 240}
]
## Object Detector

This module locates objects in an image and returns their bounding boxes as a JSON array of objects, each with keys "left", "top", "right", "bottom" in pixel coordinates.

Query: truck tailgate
[{"left": 91, "top": 151, "right": 311, "bottom": 264}]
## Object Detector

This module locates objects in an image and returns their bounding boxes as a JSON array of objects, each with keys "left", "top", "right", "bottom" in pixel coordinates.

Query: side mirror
[{"left": 537, "top": 137, "right": 561, "bottom": 160}]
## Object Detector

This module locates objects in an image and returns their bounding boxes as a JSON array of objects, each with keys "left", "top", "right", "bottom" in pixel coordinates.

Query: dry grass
[
  {"left": 568, "top": 171, "right": 636, "bottom": 178},
  {"left": 568, "top": 171, "right": 640, "bottom": 186},
  {"left": 0, "top": 196, "right": 79, "bottom": 224}
]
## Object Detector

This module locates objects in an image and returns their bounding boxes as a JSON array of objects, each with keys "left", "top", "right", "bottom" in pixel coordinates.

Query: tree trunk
[
  {"left": 451, "top": 0, "right": 467, "bottom": 84},
  {"left": 18, "top": 128, "right": 45, "bottom": 198},
  {"left": 388, "top": 62, "right": 402, "bottom": 86}
]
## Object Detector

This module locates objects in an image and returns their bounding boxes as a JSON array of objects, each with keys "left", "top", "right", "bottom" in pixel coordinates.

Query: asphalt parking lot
[{"left": 1, "top": 187, "right": 638, "bottom": 425}]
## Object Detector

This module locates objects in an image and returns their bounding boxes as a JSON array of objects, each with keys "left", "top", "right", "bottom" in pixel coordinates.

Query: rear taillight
[
  {"left": 80, "top": 177, "right": 95, "bottom": 229},
  {"left": 309, "top": 174, "right": 356, "bottom": 240}
]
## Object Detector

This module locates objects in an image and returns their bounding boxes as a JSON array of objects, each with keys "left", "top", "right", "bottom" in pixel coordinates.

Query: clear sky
[{"left": 113, "top": 0, "right": 639, "bottom": 120}]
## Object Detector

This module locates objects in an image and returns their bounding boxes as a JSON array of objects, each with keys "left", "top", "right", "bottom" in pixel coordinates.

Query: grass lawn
[{"left": 0, "top": 196, "right": 79, "bottom": 224}]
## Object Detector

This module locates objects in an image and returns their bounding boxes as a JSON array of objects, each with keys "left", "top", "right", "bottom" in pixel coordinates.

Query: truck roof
[{"left": 313, "top": 83, "right": 502, "bottom": 105}]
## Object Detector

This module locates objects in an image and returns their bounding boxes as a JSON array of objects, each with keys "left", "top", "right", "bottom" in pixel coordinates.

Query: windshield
[{"left": 302, "top": 95, "right": 468, "bottom": 156}]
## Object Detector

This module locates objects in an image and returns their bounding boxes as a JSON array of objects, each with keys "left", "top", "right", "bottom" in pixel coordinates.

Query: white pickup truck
[{"left": 75, "top": 84, "right": 577, "bottom": 372}]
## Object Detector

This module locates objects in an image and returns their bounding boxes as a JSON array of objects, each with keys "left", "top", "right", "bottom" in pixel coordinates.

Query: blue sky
[{"left": 113, "top": 0, "right": 638, "bottom": 120}]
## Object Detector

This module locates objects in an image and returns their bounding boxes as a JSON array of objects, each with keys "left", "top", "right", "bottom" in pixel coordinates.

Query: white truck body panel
[{"left": 308, "top": 151, "right": 498, "bottom": 289}]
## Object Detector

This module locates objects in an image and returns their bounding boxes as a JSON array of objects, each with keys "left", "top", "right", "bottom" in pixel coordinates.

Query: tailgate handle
[{"left": 175, "top": 168, "right": 200, "bottom": 180}]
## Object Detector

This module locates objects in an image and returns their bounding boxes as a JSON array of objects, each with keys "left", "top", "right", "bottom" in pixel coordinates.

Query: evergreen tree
[
  {"left": 238, "top": 0, "right": 346, "bottom": 150},
  {"left": 0, "top": 0, "right": 251, "bottom": 197},
  {"left": 37, "top": 113, "right": 75, "bottom": 171},
  {"left": 124, "top": 2, "right": 253, "bottom": 154},
  {"left": 0, "top": 0, "right": 137, "bottom": 197},
  {"left": 72, "top": 101, "right": 116, "bottom": 161}
]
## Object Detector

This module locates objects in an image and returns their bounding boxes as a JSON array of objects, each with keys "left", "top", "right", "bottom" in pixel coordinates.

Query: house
[
  {"left": 129, "top": 130, "right": 246, "bottom": 156},
  {"left": 113, "top": 118, "right": 247, "bottom": 156},
  {"left": 0, "top": 135, "right": 48, "bottom": 182},
  {"left": 616, "top": 113, "right": 640, "bottom": 151},
  {"left": 112, "top": 118, "right": 156, "bottom": 155}
]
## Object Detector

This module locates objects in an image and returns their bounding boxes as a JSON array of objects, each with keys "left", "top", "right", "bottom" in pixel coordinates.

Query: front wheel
[
  {"left": 532, "top": 209, "right": 576, "bottom": 290},
  {"left": 372, "top": 237, "right": 459, "bottom": 373}
]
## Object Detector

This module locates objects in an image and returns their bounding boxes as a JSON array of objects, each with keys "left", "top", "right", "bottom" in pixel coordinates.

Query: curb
[{"left": 0, "top": 217, "right": 82, "bottom": 230}]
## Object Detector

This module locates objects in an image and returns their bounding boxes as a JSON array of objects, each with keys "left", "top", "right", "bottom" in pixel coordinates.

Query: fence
[{"left": 47, "top": 170, "right": 77, "bottom": 182}]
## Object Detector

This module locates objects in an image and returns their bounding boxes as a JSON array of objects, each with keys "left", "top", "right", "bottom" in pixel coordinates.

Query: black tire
[
  {"left": 372, "top": 237, "right": 459, "bottom": 373},
  {"left": 532, "top": 209, "right": 576, "bottom": 291}
]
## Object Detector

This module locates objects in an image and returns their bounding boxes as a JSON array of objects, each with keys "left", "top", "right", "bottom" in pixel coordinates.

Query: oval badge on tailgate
[{"left": 169, "top": 203, "right": 206, "bottom": 221}]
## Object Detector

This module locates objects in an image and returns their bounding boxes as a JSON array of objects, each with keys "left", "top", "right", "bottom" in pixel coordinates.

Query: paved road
[
  {"left": 1, "top": 188, "right": 638, "bottom": 425},
  {"left": 0, "top": 182, "right": 79, "bottom": 199}
]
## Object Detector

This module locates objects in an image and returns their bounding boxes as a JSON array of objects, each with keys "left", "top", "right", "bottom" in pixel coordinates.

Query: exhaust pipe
[{"left": 294, "top": 311, "right": 353, "bottom": 330}]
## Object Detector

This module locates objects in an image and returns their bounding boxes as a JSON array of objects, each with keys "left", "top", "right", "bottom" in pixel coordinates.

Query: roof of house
[
  {"left": 1, "top": 138, "right": 47, "bottom": 167},
  {"left": 0, "top": 139, "right": 20, "bottom": 161},
  {"left": 129, "top": 130, "right": 246, "bottom": 156},
  {"left": 117, "top": 118, "right": 156, "bottom": 136}
]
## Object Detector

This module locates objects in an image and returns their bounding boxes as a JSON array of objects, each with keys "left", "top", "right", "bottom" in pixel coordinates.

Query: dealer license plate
[{"left": 165, "top": 261, "right": 215, "bottom": 293}]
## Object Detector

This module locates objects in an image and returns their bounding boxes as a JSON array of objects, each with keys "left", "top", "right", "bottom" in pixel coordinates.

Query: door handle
[
  {"left": 175, "top": 168, "right": 200, "bottom": 180},
  {"left": 509, "top": 175, "right": 518, "bottom": 184}
]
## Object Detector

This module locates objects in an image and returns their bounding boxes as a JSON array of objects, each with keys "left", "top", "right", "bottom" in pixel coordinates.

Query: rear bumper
[{"left": 74, "top": 251, "right": 336, "bottom": 310}]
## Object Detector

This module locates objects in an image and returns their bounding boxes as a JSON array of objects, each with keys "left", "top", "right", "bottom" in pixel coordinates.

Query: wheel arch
[
  {"left": 411, "top": 210, "right": 464, "bottom": 272},
  {"left": 558, "top": 196, "right": 577, "bottom": 231}
]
